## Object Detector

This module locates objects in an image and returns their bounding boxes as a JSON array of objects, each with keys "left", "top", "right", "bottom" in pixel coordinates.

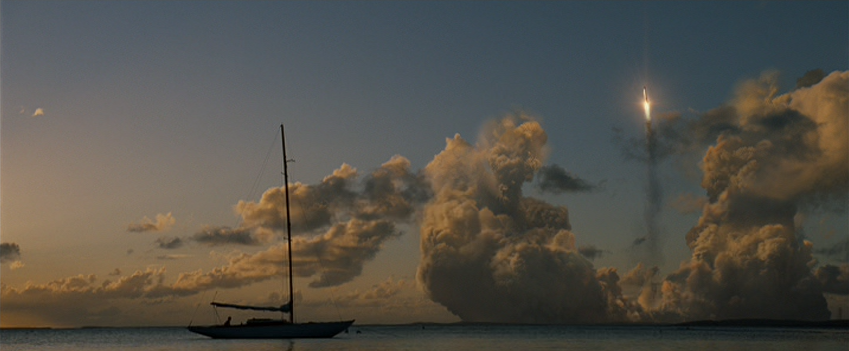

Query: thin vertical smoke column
[{"left": 643, "top": 86, "right": 663, "bottom": 264}]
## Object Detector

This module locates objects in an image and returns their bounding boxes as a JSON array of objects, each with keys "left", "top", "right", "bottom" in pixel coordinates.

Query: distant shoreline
[
  {"left": 673, "top": 319, "right": 849, "bottom": 329},
  {"left": 3, "top": 319, "right": 847, "bottom": 331}
]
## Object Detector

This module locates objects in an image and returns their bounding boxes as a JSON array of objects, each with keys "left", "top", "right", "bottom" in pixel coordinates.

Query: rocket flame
[{"left": 643, "top": 100, "right": 651, "bottom": 122}]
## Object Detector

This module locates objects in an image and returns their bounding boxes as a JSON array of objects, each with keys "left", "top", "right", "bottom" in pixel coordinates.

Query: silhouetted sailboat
[{"left": 187, "top": 124, "right": 354, "bottom": 339}]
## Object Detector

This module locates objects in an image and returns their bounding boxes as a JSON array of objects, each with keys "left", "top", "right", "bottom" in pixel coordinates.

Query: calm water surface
[{"left": 2, "top": 325, "right": 847, "bottom": 351}]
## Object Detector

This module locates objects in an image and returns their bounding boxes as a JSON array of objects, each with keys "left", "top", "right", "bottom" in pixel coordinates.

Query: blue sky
[{"left": 1, "top": 1, "right": 847, "bottom": 327}]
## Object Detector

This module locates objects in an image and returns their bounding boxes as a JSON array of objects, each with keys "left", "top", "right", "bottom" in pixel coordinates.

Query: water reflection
[{"left": 1, "top": 325, "right": 847, "bottom": 351}]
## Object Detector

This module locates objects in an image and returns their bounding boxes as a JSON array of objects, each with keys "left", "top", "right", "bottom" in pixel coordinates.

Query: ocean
[{"left": 2, "top": 324, "right": 848, "bottom": 351}]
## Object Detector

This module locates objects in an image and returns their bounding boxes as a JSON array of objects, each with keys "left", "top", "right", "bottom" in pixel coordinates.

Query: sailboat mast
[{"left": 280, "top": 124, "right": 295, "bottom": 324}]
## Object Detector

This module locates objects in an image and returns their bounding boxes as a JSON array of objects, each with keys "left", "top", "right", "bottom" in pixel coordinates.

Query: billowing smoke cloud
[
  {"left": 417, "top": 115, "right": 629, "bottom": 323},
  {"left": 648, "top": 70, "right": 848, "bottom": 321},
  {"left": 621, "top": 263, "right": 660, "bottom": 287},
  {"left": 537, "top": 164, "right": 599, "bottom": 193},
  {"left": 619, "top": 263, "right": 661, "bottom": 312},
  {"left": 31, "top": 108, "right": 44, "bottom": 117},
  {"left": 127, "top": 213, "right": 176, "bottom": 233},
  {"left": 814, "top": 264, "right": 849, "bottom": 295},
  {"left": 1, "top": 242, "right": 22, "bottom": 264}
]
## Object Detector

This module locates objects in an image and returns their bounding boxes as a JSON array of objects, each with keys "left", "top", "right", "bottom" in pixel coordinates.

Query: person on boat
[{"left": 224, "top": 316, "right": 232, "bottom": 326}]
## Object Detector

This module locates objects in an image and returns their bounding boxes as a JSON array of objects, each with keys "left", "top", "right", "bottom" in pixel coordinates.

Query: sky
[{"left": 1, "top": 1, "right": 847, "bottom": 327}]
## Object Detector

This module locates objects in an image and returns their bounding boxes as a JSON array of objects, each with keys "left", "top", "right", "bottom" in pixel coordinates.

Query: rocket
[{"left": 643, "top": 86, "right": 652, "bottom": 135}]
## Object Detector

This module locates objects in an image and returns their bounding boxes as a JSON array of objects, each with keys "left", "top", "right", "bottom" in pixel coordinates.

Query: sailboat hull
[
  {"left": 187, "top": 127, "right": 354, "bottom": 340},
  {"left": 188, "top": 320, "right": 354, "bottom": 339}
]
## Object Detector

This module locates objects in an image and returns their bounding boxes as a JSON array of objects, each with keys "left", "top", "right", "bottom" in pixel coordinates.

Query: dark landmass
[
  {"left": 372, "top": 319, "right": 849, "bottom": 329},
  {"left": 674, "top": 319, "right": 849, "bottom": 329},
  {"left": 3, "top": 319, "right": 848, "bottom": 330}
]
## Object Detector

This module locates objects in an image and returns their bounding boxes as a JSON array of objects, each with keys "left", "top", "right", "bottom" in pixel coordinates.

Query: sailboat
[{"left": 187, "top": 124, "right": 355, "bottom": 339}]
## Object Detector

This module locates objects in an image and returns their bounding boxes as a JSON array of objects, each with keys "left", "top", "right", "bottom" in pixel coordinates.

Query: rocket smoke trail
[{"left": 641, "top": 86, "right": 663, "bottom": 265}]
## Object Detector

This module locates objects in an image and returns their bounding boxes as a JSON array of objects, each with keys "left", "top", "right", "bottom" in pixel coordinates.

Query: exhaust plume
[
  {"left": 652, "top": 71, "right": 848, "bottom": 321},
  {"left": 642, "top": 86, "right": 664, "bottom": 266}
]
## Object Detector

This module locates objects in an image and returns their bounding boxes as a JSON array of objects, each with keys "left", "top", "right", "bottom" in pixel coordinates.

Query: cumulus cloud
[
  {"left": 290, "top": 219, "right": 400, "bottom": 287},
  {"left": 0, "top": 152, "right": 429, "bottom": 326},
  {"left": 334, "top": 277, "right": 412, "bottom": 306},
  {"left": 153, "top": 221, "right": 396, "bottom": 294},
  {"left": 1, "top": 242, "right": 22, "bottom": 263},
  {"left": 179, "top": 154, "right": 428, "bottom": 286},
  {"left": 417, "top": 115, "right": 629, "bottom": 323},
  {"left": 0, "top": 268, "right": 168, "bottom": 326},
  {"left": 235, "top": 165, "right": 358, "bottom": 234},
  {"left": 292, "top": 277, "right": 454, "bottom": 324},
  {"left": 235, "top": 155, "right": 429, "bottom": 235},
  {"left": 796, "top": 68, "right": 826, "bottom": 89},
  {"left": 154, "top": 236, "right": 184, "bottom": 250},
  {"left": 162, "top": 219, "right": 400, "bottom": 290},
  {"left": 0, "top": 262, "right": 437, "bottom": 326},
  {"left": 127, "top": 213, "right": 176, "bottom": 233},
  {"left": 5, "top": 204, "right": 402, "bottom": 325},
  {"left": 156, "top": 254, "right": 191, "bottom": 260},
  {"left": 101, "top": 218, "right": 399, "bottom": 300},
  {"left": 1, "top": 253, "right": 283, "bottom": 325},
  {"left": 190, "top": 226, "right": 266, "bottom": 246}
]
